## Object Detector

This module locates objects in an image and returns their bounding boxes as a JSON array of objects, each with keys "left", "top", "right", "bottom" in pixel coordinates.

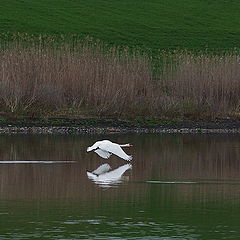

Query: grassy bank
[
  {"left": 1, "top": 0, "right": 240, "bottom": 51},
  {"left": 0, "top": 42, "right": 239, "bottom": 119}
]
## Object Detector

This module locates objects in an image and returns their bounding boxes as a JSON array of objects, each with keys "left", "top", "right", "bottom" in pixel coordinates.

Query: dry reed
[{"left": 0, "top": 42, "right": 239, "bottom": 118}]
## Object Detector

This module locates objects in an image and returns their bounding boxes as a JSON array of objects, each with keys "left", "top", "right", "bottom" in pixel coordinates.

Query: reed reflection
[{"left": 87, "top": 163, "right": 132, "bottom": 188}]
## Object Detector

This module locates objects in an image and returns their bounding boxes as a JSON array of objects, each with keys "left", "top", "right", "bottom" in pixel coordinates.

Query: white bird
[
  {"left": 87, "top": 163, "right": 132, "bottom": 186},
  {"left": 87, "top": 140, "right": 133, "bottom": 161}
]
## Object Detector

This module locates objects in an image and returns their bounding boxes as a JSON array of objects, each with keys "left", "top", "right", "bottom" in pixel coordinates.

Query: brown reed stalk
[
  {"left": 0, "top": 42, "right": 239, "bottom": 118},
  {"left": 168, "top": 54, "right": 240, "bottom": 116}
]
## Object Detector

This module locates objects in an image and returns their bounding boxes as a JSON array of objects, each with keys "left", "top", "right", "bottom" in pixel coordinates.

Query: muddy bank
[{"left": 0, "top": 118, "right": 240, "bottom": 134}]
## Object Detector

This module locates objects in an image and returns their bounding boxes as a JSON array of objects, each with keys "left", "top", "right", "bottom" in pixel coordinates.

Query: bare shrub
[
  {"left": 0, "top": 44, "right": 151, "bottom": 116},
  {"left": 0, "top": 42, "right": 239, "bottom": 118},
  {"left": 163, "top": 54, "right": 240, "bottom": 116}
]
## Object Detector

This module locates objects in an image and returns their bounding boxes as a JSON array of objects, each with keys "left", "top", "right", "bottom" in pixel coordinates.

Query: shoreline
[{"left": 0, "top": 119, "right": 240, "bottom": 134}]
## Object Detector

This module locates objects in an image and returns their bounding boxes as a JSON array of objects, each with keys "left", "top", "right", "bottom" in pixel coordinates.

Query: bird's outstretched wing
[
  {"left": 103, "top": 144, "right": 132, "bottom": 161},
  {"left": 94, "top": 149, "right": 112, "bottom": 159},
  {"left": 92, "top": 163, "right": 111, "bottom": 175}
]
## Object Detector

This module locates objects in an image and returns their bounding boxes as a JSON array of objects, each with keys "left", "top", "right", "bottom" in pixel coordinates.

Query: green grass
[{"left": 1, "top": 0, "right": 240, "bottom": 51}]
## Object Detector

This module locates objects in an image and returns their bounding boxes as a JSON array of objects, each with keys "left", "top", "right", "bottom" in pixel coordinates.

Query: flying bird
[{"left": 87, "top": 140, "right": 133, "bottom": 161}]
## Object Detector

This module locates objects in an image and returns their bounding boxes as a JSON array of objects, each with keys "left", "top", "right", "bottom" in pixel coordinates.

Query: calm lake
[{"left": 0, "top": 134, "right": 239, "bottom": 239}]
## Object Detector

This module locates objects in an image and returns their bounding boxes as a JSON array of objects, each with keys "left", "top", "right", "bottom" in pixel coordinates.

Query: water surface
[{"left": 0, "top": 134, "right": 239, "bottom": 239}]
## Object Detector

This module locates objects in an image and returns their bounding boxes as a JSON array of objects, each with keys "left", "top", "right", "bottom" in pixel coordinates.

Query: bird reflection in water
[{"left": 87, "top": 163, "right": 132, "bottom": 188}]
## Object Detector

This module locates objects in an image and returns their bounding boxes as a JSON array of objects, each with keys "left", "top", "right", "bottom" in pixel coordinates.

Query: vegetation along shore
[
  {"left": 0, "top": 0, "right": 240, "bottom": 129},
  {"left": 0, "top": 41, "right": 239, "bottom": 121}
]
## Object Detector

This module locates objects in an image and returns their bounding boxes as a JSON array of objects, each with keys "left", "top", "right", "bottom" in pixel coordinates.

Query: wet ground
[{"left": 0, "top": 118, "right": 240, "bottom": 134}]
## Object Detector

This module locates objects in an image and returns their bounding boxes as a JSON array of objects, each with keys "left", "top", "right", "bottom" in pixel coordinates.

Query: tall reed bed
[
  {"left": 155, "top": 53, "right": 240, "bottom": 117},
  {"left": 0, "top": 40, "right": 239, "bottom": 118},
  {"left": 0, "top": 43, "right": 151, "bottom": 116}
]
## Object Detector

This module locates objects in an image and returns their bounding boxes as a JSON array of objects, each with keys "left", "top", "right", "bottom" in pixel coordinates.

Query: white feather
[
  {"left": 101, "top": 143, "right": 132, "bottom": 161},
  {"left": 94, "top": 149, "right": 112, "bottom": 159},
  {"left": 87, "top": 140, "right": 133, "bottom": 161}
]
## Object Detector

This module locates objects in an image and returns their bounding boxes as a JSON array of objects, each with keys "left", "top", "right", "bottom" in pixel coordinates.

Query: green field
[{"left": 1, "top": 0, "right": 240, "bottom": 51}]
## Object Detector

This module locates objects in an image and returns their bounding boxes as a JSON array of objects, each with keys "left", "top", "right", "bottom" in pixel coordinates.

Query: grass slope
[{"left": 1, "top": 0, "right": 240, "bottom": 50}]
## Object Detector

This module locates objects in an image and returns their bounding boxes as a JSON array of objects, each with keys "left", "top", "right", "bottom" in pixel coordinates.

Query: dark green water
[{"left": 0, "top": 134, "right": 239, "bottom": 239}]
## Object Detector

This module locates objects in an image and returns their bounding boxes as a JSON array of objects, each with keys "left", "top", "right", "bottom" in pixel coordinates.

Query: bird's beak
[{"left": 129, "top": 144, "right": 133, "bottom": 147}]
